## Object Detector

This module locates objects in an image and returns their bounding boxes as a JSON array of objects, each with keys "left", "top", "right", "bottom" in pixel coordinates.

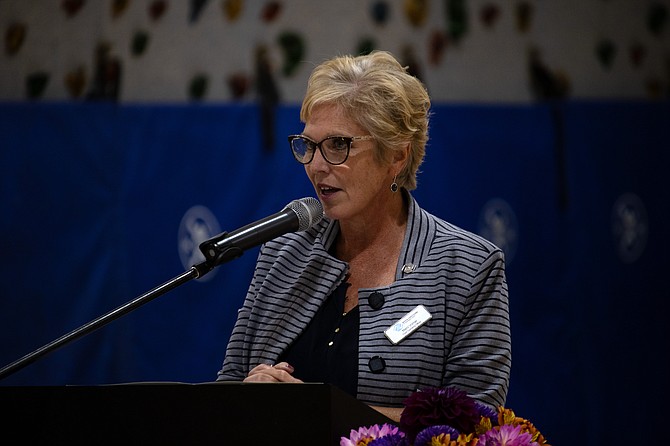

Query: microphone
[{"left": 199, "top": 197, "right": 324, "bottom": 266}]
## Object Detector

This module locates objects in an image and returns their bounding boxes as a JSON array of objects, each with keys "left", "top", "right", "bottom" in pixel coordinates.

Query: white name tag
[{"left": 384, "top": 305, "right": 432, "bottom": 344}]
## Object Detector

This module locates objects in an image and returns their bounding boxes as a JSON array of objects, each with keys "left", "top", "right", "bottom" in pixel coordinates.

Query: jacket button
[
  {"left": 368, "top": 356, "right": 386, "bottom": 373},
  {"left": 368, "top": 292, "right": 385, "bottom": 310}
]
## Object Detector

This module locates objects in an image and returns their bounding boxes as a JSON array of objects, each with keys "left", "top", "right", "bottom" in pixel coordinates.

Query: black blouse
[{"left": 277, "top": 281, "right": 359, "bottom": 397}]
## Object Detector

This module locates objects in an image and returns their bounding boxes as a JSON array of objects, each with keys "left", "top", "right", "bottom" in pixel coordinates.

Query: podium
[{"left": 1, "top": 382, "right": 393, "bottom": 445}]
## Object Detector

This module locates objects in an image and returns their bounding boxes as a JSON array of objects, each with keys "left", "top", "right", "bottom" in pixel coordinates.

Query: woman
[{"left": 216, "top": 51, "right": 511, "bottom": 422}]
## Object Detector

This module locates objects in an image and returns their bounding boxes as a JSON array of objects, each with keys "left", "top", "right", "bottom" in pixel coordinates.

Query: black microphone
[{"left": 199, "top": 197, "right": 324, "bottom": 266}]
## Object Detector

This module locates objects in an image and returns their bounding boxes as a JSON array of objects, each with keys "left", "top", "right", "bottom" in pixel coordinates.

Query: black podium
[{"left": 1, "top": 382, "right": 393, "bottom": 445}]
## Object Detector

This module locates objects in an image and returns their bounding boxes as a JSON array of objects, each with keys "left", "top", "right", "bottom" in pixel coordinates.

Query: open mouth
[{"left": 319, "top": 185, "right": 341, "bottom": 197}]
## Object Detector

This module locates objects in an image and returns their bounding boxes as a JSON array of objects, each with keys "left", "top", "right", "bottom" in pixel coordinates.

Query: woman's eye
[
  {"left": 298, "top": 139, "right": 315, "bottom": 152},
  {"left": 332, "top": 139, "right": 349, "bottom": 151}
]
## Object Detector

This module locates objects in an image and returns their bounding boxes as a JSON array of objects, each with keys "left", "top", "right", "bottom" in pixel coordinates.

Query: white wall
[{"left": 1, "top": 0, "right": 668, "bottom": 103}]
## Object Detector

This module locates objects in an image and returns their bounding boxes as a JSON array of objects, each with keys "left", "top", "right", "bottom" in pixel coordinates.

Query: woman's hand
[{"left": 243, "top": 362, "right": 303, "bottom": 383}]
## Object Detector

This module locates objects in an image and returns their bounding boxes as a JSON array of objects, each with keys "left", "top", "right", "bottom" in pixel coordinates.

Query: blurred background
[{"left": 1, "top": 1, "right": 668, "bottom": 444}]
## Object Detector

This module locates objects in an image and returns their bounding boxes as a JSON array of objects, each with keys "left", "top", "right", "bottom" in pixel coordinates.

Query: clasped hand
[{"left": 243, "top": 362, "right": 303, "bottom": 383}]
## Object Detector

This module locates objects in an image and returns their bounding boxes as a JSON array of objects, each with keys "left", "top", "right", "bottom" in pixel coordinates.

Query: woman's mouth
[{"left": 319, "top": 185, "right": 341, "bottom": 197}]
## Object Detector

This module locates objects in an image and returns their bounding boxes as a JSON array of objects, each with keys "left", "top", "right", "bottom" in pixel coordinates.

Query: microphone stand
[{"left": 0, "top": 255, "right": 221, "bottom": 381}]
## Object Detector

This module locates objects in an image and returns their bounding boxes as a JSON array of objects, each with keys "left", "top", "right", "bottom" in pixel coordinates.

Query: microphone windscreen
[{"left": 284, "top": 197, "right": 324, "bottom": 231}]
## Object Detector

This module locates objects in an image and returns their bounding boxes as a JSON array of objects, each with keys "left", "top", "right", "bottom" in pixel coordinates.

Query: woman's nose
[{"left": 308, "top": 146, "right": 330, "bottom": 171}]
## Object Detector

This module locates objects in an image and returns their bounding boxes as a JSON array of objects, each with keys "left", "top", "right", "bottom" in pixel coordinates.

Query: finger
[
  {"left": 245, "top": 368, "right": 302, "bottom": 384},
  {"left": 272, "top": 362, "right": 295, "bottom": 374},
  {"left": 246, "top": 365, "right": 273, "bottom": 378},
  {"left": 243, "top": 372, "right": 278, "bottom": 383}
]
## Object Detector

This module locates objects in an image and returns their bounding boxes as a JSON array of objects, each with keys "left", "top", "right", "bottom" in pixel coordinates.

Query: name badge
[{"left": 384, "top": 305, "right": 432, "bottom": 344}]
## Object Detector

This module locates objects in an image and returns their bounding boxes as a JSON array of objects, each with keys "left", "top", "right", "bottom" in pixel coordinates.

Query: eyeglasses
[{"left": 288, "top": 134, "right": 375, "bottom": 165}]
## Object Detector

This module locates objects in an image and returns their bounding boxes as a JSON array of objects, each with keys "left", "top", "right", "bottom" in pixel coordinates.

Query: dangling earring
[{"left": 390, "top": 174, "right": 399, "bottom": 193}]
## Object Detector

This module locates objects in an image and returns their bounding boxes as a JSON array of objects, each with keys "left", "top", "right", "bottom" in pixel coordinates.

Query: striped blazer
[{"left": 217, "top": 193, "right": 511, "bottom": 408}]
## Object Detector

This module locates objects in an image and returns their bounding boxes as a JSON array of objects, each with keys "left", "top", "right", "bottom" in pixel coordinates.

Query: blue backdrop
[{"left": 1, "top": 101, "right": 668, "bottom": 444}]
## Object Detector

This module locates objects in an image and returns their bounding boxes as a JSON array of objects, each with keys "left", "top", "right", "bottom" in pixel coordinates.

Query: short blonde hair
[{"left": 300, "top": 51, "right": 430, "bottom": 191}]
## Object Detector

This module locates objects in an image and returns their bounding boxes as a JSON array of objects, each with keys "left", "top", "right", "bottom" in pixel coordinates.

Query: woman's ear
[{"left": 393, "top": 142, "right": 411, "bottom": 171}]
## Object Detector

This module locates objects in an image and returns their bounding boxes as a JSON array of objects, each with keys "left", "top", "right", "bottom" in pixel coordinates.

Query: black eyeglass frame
[{"left": 288, "top": 134, "right": 375, "bottom": 165}]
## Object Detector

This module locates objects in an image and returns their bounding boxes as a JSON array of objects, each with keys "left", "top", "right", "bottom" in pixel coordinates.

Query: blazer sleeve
[
  {"left": 215, "top": 248, "right": 266, "bottom": 381},
  {"left": 442, "top": 248, "right": 512, "bottom": 408}
]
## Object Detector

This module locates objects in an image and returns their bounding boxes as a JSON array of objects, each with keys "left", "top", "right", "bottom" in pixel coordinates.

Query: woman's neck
[{"left": 335, "top": 192, "right": 408, "bottom": 263}]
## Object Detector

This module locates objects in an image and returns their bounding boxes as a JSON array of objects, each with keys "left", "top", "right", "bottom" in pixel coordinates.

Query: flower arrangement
[{"left": 341, "top": 386, "right": 550, "bottom": 446}]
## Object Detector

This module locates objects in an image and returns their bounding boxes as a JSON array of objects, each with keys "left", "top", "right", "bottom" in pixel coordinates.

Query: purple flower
[
  {"left": 414, "top": 425, "right": 460, "bottom": 446},
  {"left": 399, "top": 386, "right": 481, "bottom": 443},
  {"left": 478, "top": 424, "right": 539, "bottom": 446},
  {"left": 369, "top": 433, "right": 409, "bottom": 446},
  {"left": 476, "top": 402, "right": 498, "bottom": 422}
]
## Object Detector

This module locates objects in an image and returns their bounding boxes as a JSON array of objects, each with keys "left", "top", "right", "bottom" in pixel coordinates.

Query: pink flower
[
  {"left": 478, "top": 424, "right": 539, "bottom": 446},
  {"left": 340, "top": 423, "right": 403, "bottom": 446}
]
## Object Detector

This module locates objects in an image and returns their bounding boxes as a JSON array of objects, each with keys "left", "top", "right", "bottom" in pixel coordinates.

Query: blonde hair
[{"left": 300, "top": 51, "right": 430, "bottom": 191}]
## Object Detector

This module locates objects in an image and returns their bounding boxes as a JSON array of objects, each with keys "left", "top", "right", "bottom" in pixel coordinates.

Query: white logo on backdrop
[
  {"left": 178, "top": 205, "right": 221, "bottom": 281},
  {"left": 612, "top": 192, "right": 648, "bottom": 264},
  {"left": 478, "top": 198, "right": 518, "bottom": 264}
]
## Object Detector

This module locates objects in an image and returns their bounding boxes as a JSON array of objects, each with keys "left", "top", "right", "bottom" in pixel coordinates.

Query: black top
[{"left": 277, "top": 281, "right": 359, "bottom": 397}]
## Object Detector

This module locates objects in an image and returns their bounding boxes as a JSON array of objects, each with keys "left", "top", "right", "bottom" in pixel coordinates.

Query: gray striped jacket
[{"left": 217, "top": 193, "right": 511, "bottom": 408}]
